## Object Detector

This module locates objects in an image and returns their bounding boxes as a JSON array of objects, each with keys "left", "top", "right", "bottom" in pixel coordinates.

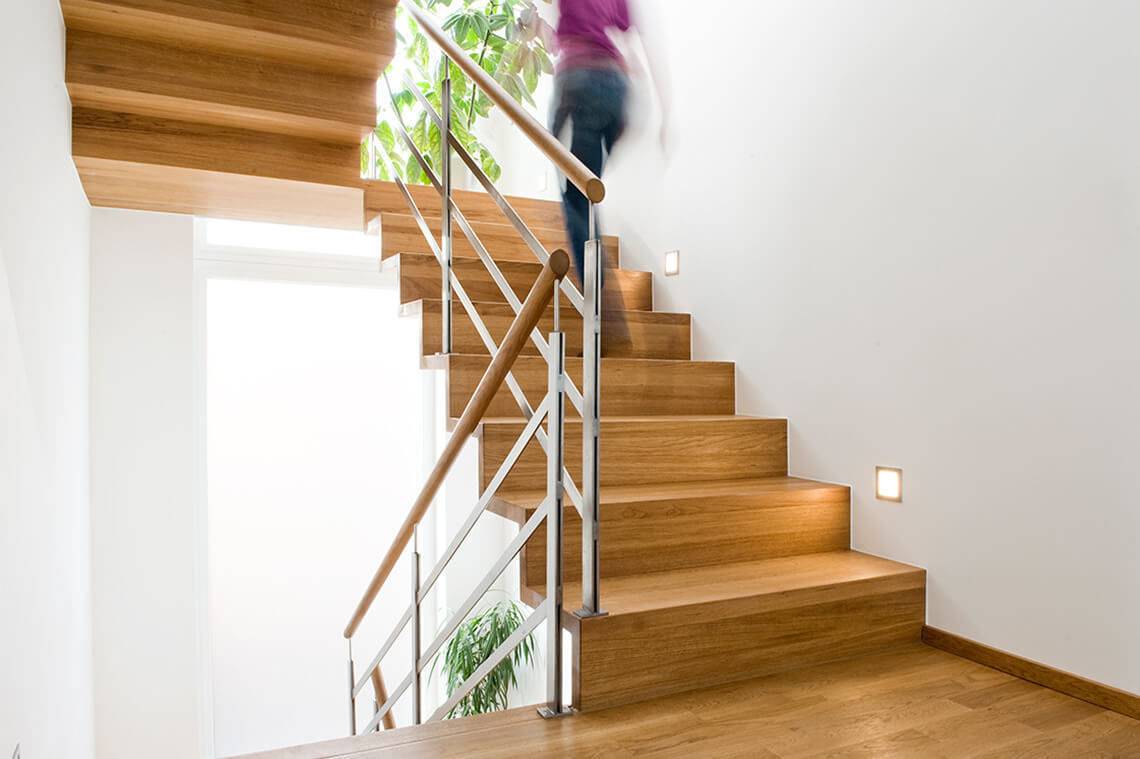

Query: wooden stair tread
[
  {"left": 512, "top": 476, "right": 851, "bottom": 584},
  {"left": 552, "top": 551, "right": 923, "bottom": 618},
  {"left": 72, "top": 107, "right": 361, "bottom": 186},
  {"left": 480, "top": 413, "right": 768, "bottom": 425},
  {"left": 61, "top": 0, "right": 398, "bottom": 77},
  {"left": 431, "top": 354, "right": 727, "bottom": 368},
  {"left": 74, "top": 156, "right": 365, "bottom": 229},
  {"left": 366, "top": 181, "right": 564, "bottom": 231},
  {"left": 66, "top": 29, "right": 377, "bottom": 142},
  {"left": 479, "top": 415, "right": 786, "bottom": 492},
  {"left": 404, "top": 298, "right": 692, "bottom": 361},
  {"left": 387, "top": 251, "right": 654, "bottom": 312},
  {"left": 378, "top": 212, "right": 620, "bottom": 268},
  {"left": 496, "top": 475, "right": 844, "bottom": 511},
  {"left": 564, "top": 551, "right": 926, "bottom": 711},
  {"left": 403, "top": 298, "right": 689, "bottom": 324},
  {"left": 437, "top": 353, "right": 735, "bottom": 419}
]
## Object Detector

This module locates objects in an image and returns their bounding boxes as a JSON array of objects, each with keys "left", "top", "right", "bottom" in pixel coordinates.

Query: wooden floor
[{"left": 239, "top": 645, "right": 1140, "bottom": 758}]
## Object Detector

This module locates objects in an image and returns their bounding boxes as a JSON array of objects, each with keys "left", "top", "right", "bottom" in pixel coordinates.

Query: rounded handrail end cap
[
  {"left": 586, "top": 179, "right": 606, "bottom": 204},
  {"left": 549, "top": 249, "right": 571, "bottom": 278}
]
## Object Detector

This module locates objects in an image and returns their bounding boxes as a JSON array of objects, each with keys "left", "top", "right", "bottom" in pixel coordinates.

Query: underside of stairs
[
  {"left": 62, "top": 0, "right": 403, "bottom": 229},
  {"left": 388, "top": 190, "right": 928, "bottom": 714}
]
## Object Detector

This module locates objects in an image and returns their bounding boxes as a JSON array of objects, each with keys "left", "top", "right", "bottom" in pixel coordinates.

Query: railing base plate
[
  {"left": 537, "top": 706, "right": 575, "bottom": 720},
  {"left": 572, "top": 608, "right": 609, "bottom": 620}
]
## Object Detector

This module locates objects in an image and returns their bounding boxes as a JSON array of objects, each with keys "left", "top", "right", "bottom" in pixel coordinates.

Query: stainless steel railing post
[
  {"left": 347, "top": 639, "right": 357, "bottom": 734},
  {"left": 368, "top": 130, "right": 377, "bottom": 180},
  {"left": 411, "top": 530, "right": 422, "bottom": 725},
  {"left": 440, "top": 59, "right": 454, "bottom": 355},
  {"left": 576, "top": 204, "right": 606, "bottom": 619},
  {"left": 539, "top": 331, "right": 567, "bottom": 718}
]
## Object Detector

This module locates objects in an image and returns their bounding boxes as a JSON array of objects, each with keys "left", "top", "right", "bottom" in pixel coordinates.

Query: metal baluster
[
  {"left": 440, "top": 58, "right": 454, "bottom": 354},
  {"left": 347, "top": 639, "right": 357, "bottom": 734},
  {"left": 539, "top": 331, "right": 568, "bottom": 718},
  {"left": 577, "top": 206, "right": 607, "bottom": 619},
  {"left": 368, "top": 130, "right": 377, "bottom": 180},
  {"left": 411, "top": 530, "right": 422, "bottom": 725}
]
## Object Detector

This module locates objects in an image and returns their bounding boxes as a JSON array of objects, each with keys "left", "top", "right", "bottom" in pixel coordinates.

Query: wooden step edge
[
  {"left": 523, "top": 562, "right": 926, "bottom": 630},
  {"left": 61, "top": 0, "right": 397, "bottom": 77},
  {"left": 372, "top": 210, "right": 579, "bottom": 236},
  {"left": 408, "top": 297, "right": 692, "bottom": 324},
  {"left": 376, "top": 211, "right": 621, "bottom": 248},
  {"left": 385, "top": 250, "right": 655, "bottom": 282},
  {"left": 491, "top": 476, "right": 852, "bottom": 515},
  {"left": 479, "top": 414, "right": 783, "bottom": 426},
  {"left": 66, "top": 82, "right": 373, "bottom": 144},
  {"left": 363, "top": 179, "right": 564, "bottom": 219},
  {"left": 73, "top": 155, "right": 365, "bottom": 230},
  {"left": 71, "top": 106, "right": 362, "bottom": 187},
  {"left": 380, "top": 242, "right": 620, "bottom": 270},
  {"left": 444, "top": 353, "right": 732, "bottom": 370},
  {"left": 384, "top": 249, "right": 637, "bottom": 269},
  {"left": 534, "top": 553, "right": 926, "bottom": 623}
]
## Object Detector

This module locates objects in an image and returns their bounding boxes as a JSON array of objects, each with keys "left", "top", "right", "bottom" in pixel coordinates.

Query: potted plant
[{"left": 433, "top": 599, "right": 537, "bottom": 718}]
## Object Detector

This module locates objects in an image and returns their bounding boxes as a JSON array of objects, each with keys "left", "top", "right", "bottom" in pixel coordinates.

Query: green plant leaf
[
  {"left": 469, "top": 12, "right": 490, "bottom": 40},
  {"left": 377, "top": 121, "right": 396, "bottom": 154},
  {"left": 406, "top": 153, "right": 424, "bottom": 185},
  {"left": 432, "top": 600, "right": 534, "bottom": 718}
]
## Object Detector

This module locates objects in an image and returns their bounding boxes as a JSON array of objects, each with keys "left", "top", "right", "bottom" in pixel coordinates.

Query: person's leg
[
  {"left": 595, "top": 72, "right": 631, "bottom": 350},
  {"left": 554, "top": 69, "right": 612, "bottom": 286},
  {"left": 564, "top": 124, "right": 605, "bottom": 285}
]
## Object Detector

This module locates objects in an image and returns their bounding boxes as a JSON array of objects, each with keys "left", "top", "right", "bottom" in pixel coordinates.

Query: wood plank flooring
[{"left": 232, "top": 645, "right": 1140, "bottom": 758}]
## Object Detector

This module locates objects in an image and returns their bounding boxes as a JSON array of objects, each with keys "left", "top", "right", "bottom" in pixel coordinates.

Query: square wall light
[
  {"left": 876, "top": 467, "right": 903, "bottom": 502},
  {"left": 664, "top": 250, "right": 680, "bottom": 276}
]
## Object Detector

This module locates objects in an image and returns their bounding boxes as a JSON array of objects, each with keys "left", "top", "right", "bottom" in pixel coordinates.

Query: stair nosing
[
  {"left": 494, "top": 476, "right": 849, "bottom": 510},
  {"left": 535, "top": 552, "right": 926, "bottom": 619}
]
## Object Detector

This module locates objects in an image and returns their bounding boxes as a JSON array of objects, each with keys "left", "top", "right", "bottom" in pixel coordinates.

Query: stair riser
[
  {"left": 367, "top": 182, "right": 564, "bottom": 230},
  {"left": 414, "top": 300, "right": 691, "bottom": 361},
  {"left": 380, "top": 213, "right": 620, "bottom": 269},
  {"left": 479, "top": 418, "right": 788, "bottom": 492},
  {"left": 521, "top": 488, "right": 851, "bottom": 585},
  {"left": 448, "top": 356, "right": 734, "bottom": 420},
  {"left": 572, "top": 578, "right": 926, "bottom": 711},
  {"left": 74, "top": 156, "right": 366, "bottom": 230},
  {"left": 66, "top": 30, "right": 376, "bottom": 143},
  {"left": 61, "top": 0, "right": 397, "bottom": 77},
  {"left": 393, "top": 253, "right": 653, "bottom": 312},
  {"left": 73, "top": 107, "right": 361, "bottom": 187}
]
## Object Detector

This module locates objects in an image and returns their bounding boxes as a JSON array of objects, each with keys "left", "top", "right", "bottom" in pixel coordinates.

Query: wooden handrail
[
  {"left": 344, "top": 249, "right": 571, "bottom": 639},
  {"left": 370, "top": 669, "right": 396, "bottom": 730},
  {"left": 402, "top": 2, "right": 606, "bottom": 204}
]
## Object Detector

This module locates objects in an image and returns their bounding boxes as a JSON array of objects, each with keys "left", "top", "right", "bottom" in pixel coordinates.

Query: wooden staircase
[
  {"left": 389, "top": 190, "right": 928, "bottom": 713},
  {"left": 61, "top": 2, "right": 928, "bottom": 721},
  {"left": 62, "top": 0, "right": 399, "bottom": 229}
]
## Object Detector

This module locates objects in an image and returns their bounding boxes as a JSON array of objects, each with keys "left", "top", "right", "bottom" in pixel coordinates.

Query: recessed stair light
[{"left": 876, "top": 467, "right": 903, "bottom": 502}]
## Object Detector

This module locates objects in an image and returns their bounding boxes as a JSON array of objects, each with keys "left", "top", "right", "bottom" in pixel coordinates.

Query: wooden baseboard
[{"left": 922, "top": 626, "right": 1140, "bottom": 720}]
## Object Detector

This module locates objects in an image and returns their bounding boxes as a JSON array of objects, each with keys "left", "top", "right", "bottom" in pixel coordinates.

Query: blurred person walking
[{"left": 550, "top": 0, "right": 667, "bottom": 352}]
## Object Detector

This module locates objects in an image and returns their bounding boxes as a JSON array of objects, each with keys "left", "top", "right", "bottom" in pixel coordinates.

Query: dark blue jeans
[{"left": 551, "top": 67, "right": 629, "bottom": 286}]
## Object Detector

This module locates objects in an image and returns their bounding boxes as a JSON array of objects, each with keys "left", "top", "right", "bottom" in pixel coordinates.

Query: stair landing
[
  {"left": 229, "top": 645, "right": 1140, "bottom": 758},
  {"left": 548, "top": 550, "right": 926, "bottom": 711}
]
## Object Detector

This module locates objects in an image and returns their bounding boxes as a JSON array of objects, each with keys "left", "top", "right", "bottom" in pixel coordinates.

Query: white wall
[
  {"left": 604, "top": 0, "right": 1140, "bottom": 694},
  {"left": 0, "top": 1, "right": 95, "bottom": 757},
  {"left": 206, "top": 278, "right": 425, "bottom": 757},
  {"left": 89, "top": 209, "right": 203, "bottom": 758}
]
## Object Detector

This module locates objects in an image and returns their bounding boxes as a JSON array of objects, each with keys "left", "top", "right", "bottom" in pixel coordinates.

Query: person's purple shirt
[{"left": 556, "top": 0, "right": 632, "bottom": 71}]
